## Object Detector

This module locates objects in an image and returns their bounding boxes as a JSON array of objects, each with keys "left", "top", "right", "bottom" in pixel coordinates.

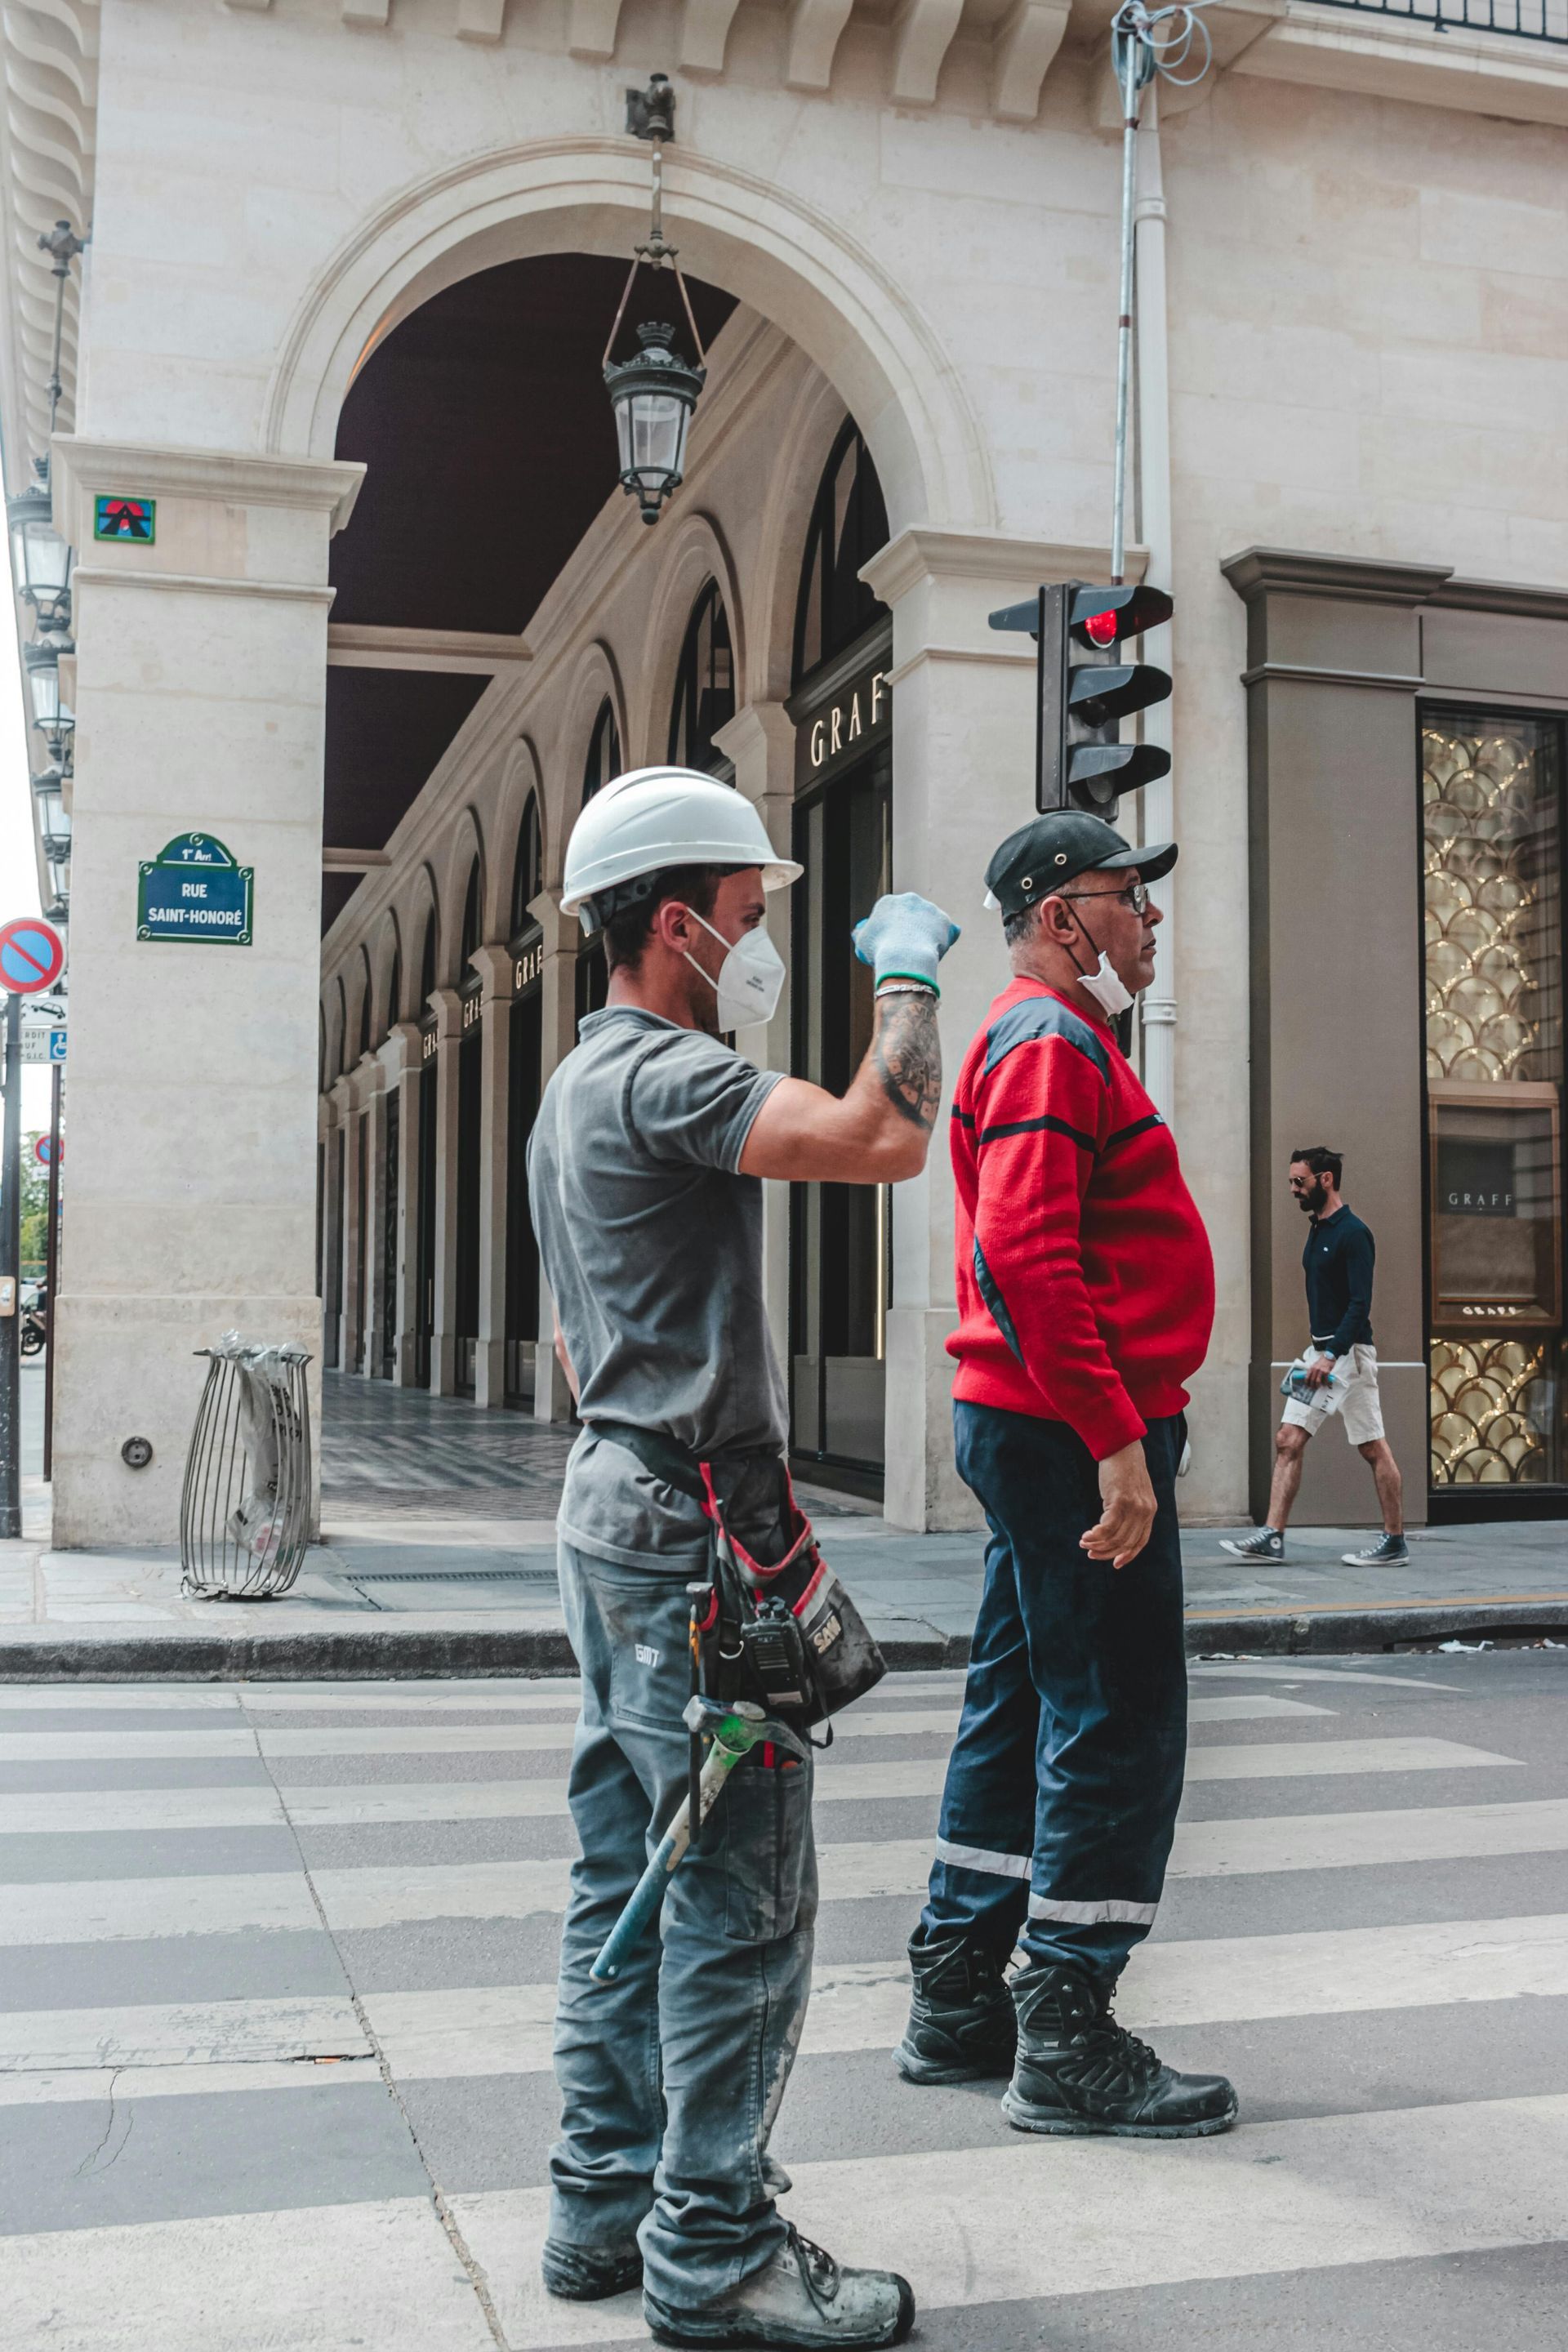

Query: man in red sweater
[{"left": 895, "top": 810, "right": 1237, "bottom": 2140}]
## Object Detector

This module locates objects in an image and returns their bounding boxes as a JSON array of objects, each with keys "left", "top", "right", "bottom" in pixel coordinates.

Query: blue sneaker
[
  {"left": 1342, "top": 1534, "right": 1410, "bottom": 1566},
  {"left": 1218, "top": 1529, "right": 1284, "bottom": 1563}
]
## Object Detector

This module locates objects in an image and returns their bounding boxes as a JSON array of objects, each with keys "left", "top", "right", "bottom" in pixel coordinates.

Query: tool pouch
[
  {"left": 697, "top": 1460, "right": 886, "bottom": 1728},
  {"left": 590, "top": 1419, "right": 885, "bottom": 1731}
]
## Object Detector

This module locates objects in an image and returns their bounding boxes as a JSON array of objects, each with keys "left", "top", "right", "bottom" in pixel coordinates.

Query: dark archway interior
[{"left": 323, "top": 253, "right": 735, "bottom": 933}]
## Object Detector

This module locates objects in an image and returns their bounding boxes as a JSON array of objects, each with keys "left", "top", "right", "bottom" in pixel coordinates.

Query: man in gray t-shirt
[
  {"left": 528, "top": 1009, "right": 786, "bottom": 1571},
  {"left": 529, "top": 765, "right": 956, "bottom": 2351}
]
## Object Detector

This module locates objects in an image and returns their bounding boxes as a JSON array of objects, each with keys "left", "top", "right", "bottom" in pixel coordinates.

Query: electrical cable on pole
[{"left": 1108, "top": 2, "right": 1215, "bottom": 584}]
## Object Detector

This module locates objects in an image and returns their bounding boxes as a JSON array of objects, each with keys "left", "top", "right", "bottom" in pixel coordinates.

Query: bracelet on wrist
[{"left": 875, "top": 974, "right": 939, "bottom": 1000}]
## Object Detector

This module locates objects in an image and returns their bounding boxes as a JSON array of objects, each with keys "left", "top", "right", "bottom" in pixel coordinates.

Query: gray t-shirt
[{"left": 527, "top": 1006, "right": 788, "bottom": 1570}]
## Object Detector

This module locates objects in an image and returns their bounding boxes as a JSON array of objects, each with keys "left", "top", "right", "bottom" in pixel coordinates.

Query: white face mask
[
  {"left": 682, "top": 906, "right": 786, "bottom": 1031},
  {"left": 1067, "top": 906, "right": 1134, "bottom": 1019},
  {"left": 1077, "top": 949, "right": 1134, "bottom": 1020}
]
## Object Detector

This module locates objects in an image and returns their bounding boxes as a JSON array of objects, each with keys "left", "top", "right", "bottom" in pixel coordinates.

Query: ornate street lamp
[
  {"left": 603, "top": 74, "right": 707, "bottom": 526},
  {"left": 7, "top": 466, "right": 72, "bottom": 634},
  {"left": 33, "top": 765, "right": 70, "bottom": 860},
  {"left": 24, "top": 637, "right": 74, "bottom": 759}
]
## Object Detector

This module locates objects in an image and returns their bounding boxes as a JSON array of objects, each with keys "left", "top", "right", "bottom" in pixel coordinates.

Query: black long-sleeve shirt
[{"left": 1303, "top": 1205, "right": 1374, "bottom": 1357}]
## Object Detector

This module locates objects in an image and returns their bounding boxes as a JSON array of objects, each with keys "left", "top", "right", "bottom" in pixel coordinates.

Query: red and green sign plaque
[{"left": 94, "top": 495, "right": 156, "bottom": 544}]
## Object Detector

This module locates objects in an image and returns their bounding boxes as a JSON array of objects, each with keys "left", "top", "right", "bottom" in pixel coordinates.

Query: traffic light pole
[
  {"left": 42, "top": 1059, "right": 60, "bottom": 1484},
  {"left": 0, "top": 992, "right": 20, "bottom": 1539},
  {"left": 1109, "top": 21, "right": 1147, "bottom": 588}
]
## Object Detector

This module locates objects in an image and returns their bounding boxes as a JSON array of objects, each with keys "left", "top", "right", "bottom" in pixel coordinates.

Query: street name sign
[
  {"left": 0, "top": 916, "right": 65, "bottom": 995},
  {"left": 137, "top": 833, "right": 253, "bottom": 946}
]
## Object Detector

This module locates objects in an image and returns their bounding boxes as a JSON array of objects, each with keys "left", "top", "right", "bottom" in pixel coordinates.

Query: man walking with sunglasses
[{"left": 896, "top": 810, "right": 1237, "bottom": 2141}]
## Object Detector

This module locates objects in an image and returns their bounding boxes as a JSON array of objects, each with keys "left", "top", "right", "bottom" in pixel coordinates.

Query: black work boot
[
  {"left": 893, "top": 1926, "right": 1018, "bottom": 2085},
  {"left": 1001, "top": 1962, "right": 1237, "bottom": 2138}
]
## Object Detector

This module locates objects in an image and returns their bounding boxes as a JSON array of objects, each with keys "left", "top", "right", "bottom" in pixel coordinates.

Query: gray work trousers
[{"left": 549, "top": 1541, "right": 817, "bottom": 2310}]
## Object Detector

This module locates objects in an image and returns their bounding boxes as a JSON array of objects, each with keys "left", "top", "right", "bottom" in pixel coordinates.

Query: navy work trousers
[{"left": 921, "top": 1401, "right": 1187, "bottom": 1987}]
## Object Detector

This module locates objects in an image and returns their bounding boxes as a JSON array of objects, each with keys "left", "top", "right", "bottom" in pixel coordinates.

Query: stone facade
[{"left": 4, "top": 0, "right": 1566, "bottom": 1539}]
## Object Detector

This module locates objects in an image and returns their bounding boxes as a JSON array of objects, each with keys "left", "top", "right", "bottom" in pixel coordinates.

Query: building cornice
[
  {"left": 1221, "top": 546, "right": 1454, "bottom": 607},
  {"left": 1429, "top": 577, "right": 1568, "bottom": 626},
  {"left": 327, "top": 623, "right": 532, "bottom": 673},
  {"left": 1236, "top": 5, "right": 1568, "bottom": 131},
  {"left": 0, "top": 0, "right": 97, "bottom": 479},
  {"left": 1223, "top": 547, "right": 1568, "bottom": 625},
  {"left": 862, "top": 528, "right": 1150, "bottom": 608},
  {"left": 50, "top": 438, "right": 366, "bottom": 546}
]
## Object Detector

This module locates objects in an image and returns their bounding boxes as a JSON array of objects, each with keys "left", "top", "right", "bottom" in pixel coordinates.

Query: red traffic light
[{"left": 1068, "top": 585, "right": 1173, "bottom": 648}]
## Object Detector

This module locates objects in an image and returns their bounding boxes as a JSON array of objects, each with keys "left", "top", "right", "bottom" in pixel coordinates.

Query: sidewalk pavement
[{"left": 2, "top": 1367, "right": 1566, "bottom": 1678}]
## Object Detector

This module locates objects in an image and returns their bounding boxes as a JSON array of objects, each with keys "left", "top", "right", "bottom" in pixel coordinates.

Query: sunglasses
[{"left": 1058, "top": 881, "right": 1152, "bottom": 917}]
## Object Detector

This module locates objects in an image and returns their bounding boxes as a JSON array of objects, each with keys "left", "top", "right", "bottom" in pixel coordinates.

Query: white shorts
[{"left": 1281, "top": 1344, "right": 1384, "bottom": 1447}]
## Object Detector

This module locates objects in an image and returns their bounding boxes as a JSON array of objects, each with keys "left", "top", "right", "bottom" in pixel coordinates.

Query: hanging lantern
[
  {"left": 24, "top": 638, "right": 74, "bottom": 755},
  {"left": 7, "top": 471, "right": 72, "bottom": 633},
  {"left": 603, "top": 74, "right": 707, "bottom": 528}
]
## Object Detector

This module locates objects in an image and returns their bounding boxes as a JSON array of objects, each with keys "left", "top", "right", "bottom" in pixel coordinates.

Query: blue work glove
[{"left": 853, "top": 892, "right": 960, "bottom": 991}]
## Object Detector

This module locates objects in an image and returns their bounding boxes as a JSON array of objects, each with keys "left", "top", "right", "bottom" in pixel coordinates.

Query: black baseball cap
[{"left": 982, "top": 812, "right": 1177, "bottom": 920}]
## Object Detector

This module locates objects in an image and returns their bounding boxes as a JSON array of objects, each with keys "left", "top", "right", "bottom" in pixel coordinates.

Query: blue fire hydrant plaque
[{"left": 137, "top": 833, "right": 254, "bottom": 945}]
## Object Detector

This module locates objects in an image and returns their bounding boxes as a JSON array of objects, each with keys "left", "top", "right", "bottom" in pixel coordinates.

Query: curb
[{"left": 1, "top": 1595, "right": 1566, "bottom": 1679}]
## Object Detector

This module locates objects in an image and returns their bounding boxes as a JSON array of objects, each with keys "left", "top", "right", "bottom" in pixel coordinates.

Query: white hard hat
[{"left": 561, "top": 765, "right": 802, "bottom": 930}]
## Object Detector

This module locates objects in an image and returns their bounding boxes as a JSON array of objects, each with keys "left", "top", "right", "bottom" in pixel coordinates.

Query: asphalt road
[{"left": 0, "top": 1647, "right": 1566, "bottom": 2347}]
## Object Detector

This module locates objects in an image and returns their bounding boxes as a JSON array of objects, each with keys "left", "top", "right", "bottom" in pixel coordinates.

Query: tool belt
[{"left": 590, "top": 1419, "right": 887, "bottom": 1736}]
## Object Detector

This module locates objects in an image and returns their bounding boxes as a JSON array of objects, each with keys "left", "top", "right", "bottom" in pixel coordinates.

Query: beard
[{"left": 1298, "top": 1179, "right": 1327, "bottom": 1215}]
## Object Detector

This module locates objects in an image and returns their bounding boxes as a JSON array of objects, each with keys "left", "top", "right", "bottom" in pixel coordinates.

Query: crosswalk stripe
[
  {"left": 0, "top": 1680, "right": 583, "bottom": 1714},
  {"left": 361, "top": 1911, "right": 1568, "bottom": 2081},
  {"left": 0, "top": 2056, "right": 382, "bottom": 2106},
  {"left": 7, "top": 1913, "right": 1561, "bottom": 2099},
  {"left": 4, "top": 2198, "right": 497, "bottom": 2351},
  {"left": 1190, "top": 1663, "right": 1465, "bottom": 1692},
  {"left": 0, "top": 1736, "right": 1512, "bottom": 1834},
  {"left": 0, "top": 1992, "right": 368, "bottom": 2071},
  {"left": 8, "top": 1797, "right": 1568, "bottom": 1946},
  {"left": 0, "top": 1693, "right": 1337, "bottom": 1763},
  {"left": 449, "top": 2093, "right": 1568, "bottom": 2345}
]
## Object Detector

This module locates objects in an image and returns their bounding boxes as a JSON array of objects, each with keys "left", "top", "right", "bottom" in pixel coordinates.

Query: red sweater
[{"left": 947, "top": 978, "right": 1214, "bottom": 1459}]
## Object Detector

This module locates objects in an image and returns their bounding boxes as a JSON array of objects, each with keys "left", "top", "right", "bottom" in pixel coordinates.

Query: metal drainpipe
[{"left": 1133, "top": 84, "right": 1177, "bottom": 1124}]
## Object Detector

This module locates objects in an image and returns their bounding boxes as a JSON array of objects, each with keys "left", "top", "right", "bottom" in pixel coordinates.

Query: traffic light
[{"left": 990, "top": 581, "right": 1173, "bottom": 815}]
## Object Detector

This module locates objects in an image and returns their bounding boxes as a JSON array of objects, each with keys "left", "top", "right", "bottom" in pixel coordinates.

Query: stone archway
[{"left": 263, "top": 138, "right": 995, "bottom": 543}]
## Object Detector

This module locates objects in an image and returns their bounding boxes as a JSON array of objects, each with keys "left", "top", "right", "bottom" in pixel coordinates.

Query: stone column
[
  {"left": 327, "top": 1075, "right": 354, "bottom": 1374},
  {"left": 715, "top": 702, "right": 796, "bottom": 1363},
  {"left": 532, "top": 892, "right": 581, "bottom": 1423},
  {"left": 470, "top": 943, "right": 514, "bottom": 1409},
  {"left": 426, "top": 987, "right": 464, "bottom": 1397},
  {"left": 359, "top": 1051, "right": 390, "bottom": 1379},
  {"left": 47, "top": 438, "right": 362, "bottom": 1545},
  {"left": 381, "top": 1023, "right": 422, "bottom": 1386},
  {"left": 861, "top": 528, "right": 1124, "bottom": 1531},
  {"left": 316, "top": 1092, "right": 338, "bottom": 1367}
]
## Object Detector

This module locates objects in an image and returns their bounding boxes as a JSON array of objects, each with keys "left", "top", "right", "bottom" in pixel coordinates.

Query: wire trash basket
[{"left": 180, "top": 1334, "right": 314, "bottom": 1599}]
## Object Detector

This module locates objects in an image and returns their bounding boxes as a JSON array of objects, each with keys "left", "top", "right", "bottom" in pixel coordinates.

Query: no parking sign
[{"left": 0, "top": 918, "right": 65, "bottom": 996}]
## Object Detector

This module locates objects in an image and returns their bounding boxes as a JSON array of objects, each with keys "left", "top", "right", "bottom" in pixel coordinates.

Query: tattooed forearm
[{"left": 873, "top": 991, "right": 942, "bottom": 1129}]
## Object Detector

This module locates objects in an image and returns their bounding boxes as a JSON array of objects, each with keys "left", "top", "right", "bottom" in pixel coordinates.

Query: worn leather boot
[
  {"left": 541, "top": 2236, "right": 644, "bottom": 2300},
  {"left": 644, "top": 2226, "right": 915, "bottom": 2349},
  {"left": 893, "top": 1926, "right": 1018, "bottom": 2084},
  {"left": 1001, "top": 1962, "right": 1238, "bottom": 2139}
]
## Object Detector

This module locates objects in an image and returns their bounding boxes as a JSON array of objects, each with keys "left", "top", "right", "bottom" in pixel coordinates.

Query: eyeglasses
[{"left": 1057, "top": 881, "right": 1152, "bottom": 917}]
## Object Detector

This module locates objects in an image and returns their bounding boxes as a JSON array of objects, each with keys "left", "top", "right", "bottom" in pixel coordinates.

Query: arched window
[
  {"left": 510, "top": 793, "right": 543, "bottom": 935},
  {"left": 582, "top": 701, "right": 622, "bottom": 805},
  {"left": 793, "top": 422, "right": 890, "bottom": 686},
  {"left": 386, "top": 943, "right": 402, "bottom": 1032},
  {"left": 419, "top": 909, "right": 437, "bottom": 1011},
  {"left": 357, "top": 952, "right": 372, "bottom": 1061},
  {"left": 332, "top": 978, "right": 346, "bottom": 1080},
  {"left": 460, "top": 855, "right": 483, "bottom": 972},
  {"left": 668, "top": 581, "right": 735, "bottom": 776}
]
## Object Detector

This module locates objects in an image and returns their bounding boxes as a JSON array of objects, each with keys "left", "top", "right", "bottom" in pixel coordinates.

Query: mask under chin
[{"left": 1077, "top": 951, "right": 1134, "bottom": 1020}]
